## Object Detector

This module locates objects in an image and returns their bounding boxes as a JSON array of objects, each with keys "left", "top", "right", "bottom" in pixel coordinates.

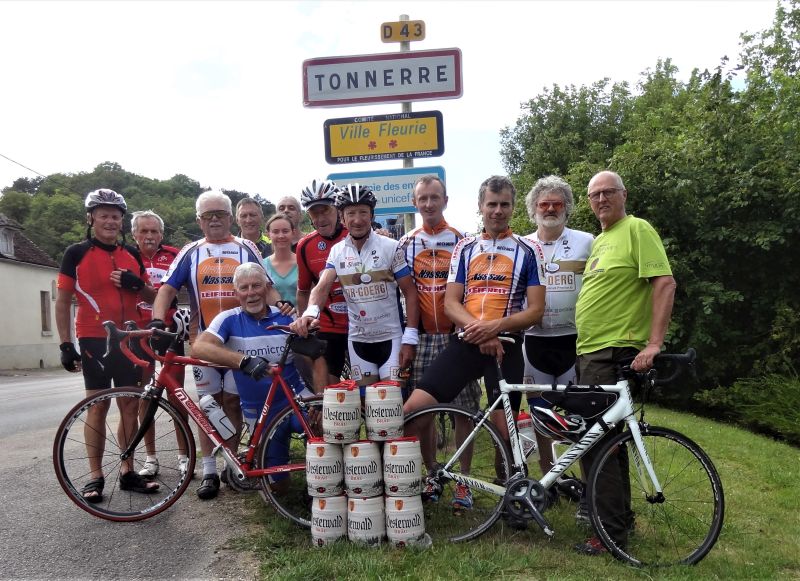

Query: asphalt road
[{"left": 0, "top": 369, "right": 260, "bottom": 580}]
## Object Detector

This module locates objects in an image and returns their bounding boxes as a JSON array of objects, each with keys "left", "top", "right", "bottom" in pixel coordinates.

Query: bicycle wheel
[
  {"left": 586, "top": 425, "right": 724, "bottom": 566},
  {"left": 53, "top": 388, "right": 196, "bottom": 522},
  {"left": 404, "top": 404, "right": 512, "bottom": 543},
  {"left": 257, "top": 396, "right": 323, "bottom": 527}
]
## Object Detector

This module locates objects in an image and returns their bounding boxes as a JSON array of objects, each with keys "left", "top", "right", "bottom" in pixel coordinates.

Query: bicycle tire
[
  {"left": 257, "top": 395, "right": 323, "bottom": 527},
  {"left": 53, "top": 388, "right": 196, "bottom": 522},
  {"left": 404, "top": 404, "right": 512, "bottom": 543},
  {"left": 587, "top": 425, "right": 724, "bottom": 566}
]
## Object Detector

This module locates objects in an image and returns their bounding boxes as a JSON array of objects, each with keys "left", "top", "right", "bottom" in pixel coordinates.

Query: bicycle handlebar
[{"left": 651, "top": 348, "right": 696, "bottom": 385}]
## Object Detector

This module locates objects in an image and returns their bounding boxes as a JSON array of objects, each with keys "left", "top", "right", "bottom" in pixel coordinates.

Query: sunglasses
[
  {"left": 537, "top": 201, "right": 565, "bottom": 210},
  {"left": 198, "top": 210, "right": 231, "bottom": 221}
]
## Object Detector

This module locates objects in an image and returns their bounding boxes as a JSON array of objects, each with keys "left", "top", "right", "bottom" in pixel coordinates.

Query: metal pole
[{"left": 400, "top": 14, "right": 415, "bottom": 234}]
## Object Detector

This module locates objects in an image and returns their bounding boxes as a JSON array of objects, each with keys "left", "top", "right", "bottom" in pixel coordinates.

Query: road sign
[
  {"left": 324, "top": 111, "right": 444, "bottom": 164},
  {"left": 327, "top": 166, "right": 445, "bottom": 215},
  {"left": 303, "top": 48, "right": 462, "bottom": 107},
  {"left": 381, "top": 20, "right": 425, "bottom": 43}
]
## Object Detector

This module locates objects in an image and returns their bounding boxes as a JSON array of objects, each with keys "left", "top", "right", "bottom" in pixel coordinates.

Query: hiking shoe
[
  {"left": 452, "top": 484, "right": 473, "bottom": 510},
  {"left": 576, "top": 498, "right": 590, "bottom": 527},
  {"left": 574, "top": 536, "right": 607, "bottom": 556},
  {"left": 177, "top": 456, "right": 191, "bottom": 479},
  {"left": 422, "top": 476, "right": 442, "bottom": 502},
  {"left": 138, "top": 458, "right": 159, "bottom": 478},
  {"left": 197, "top": 474, "right": 220, "bottom": 500}
]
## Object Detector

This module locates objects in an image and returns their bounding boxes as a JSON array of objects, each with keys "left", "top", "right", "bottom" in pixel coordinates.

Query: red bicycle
[{"left": 53, "top": 321, "right": 329, "bottom": 524}]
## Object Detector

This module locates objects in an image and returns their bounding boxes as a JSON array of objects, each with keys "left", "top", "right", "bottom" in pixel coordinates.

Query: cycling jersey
[
  {"left": 399, "top": 220, "right": 466, "bottom": 334},
  {"left": 325, "top": 231, "right": 411, "bottom": 342},
  {"left": 137, "top": 244, "right": 179, "bottom": 326},
  {"left": 57, "top": 239, "right": 150, "bottom": 339},
  {"left": 206, "top": 305, "right": 309, "bottom": 424},
  {"left": 162, "top": 235, "right": 268, "bottom": 339},
  {"left": 296, "top": 227, "right": 349, "bottom": 334},
  {"left": 525, "top": 228, "right": 594, "bottom": 336},
  {"left": 448, "top": 228, "right": 544, "bottom": 324}
]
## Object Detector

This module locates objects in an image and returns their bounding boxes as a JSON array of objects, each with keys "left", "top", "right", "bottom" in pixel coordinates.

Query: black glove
[
  {"left": 59, "top": 342, "right": 81, "bottom": 372},
  {"left": 147, "top": 318, "right": 171, "bottom": 354},
  {"left": 120, "top": 270, "right": 144, "bottom": 291},
  {"left": 239, "top": 355, "right": 271, "bottom": 380}
]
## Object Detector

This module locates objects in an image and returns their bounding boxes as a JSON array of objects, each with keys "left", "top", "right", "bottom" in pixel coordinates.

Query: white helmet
[
  {"left": 85, "top": 188, "right": 127, "bottom": 212},
  {"left": 172, "top": 308, "right": 191, "bottom": 341},
  {"left": 300, "top": 179, "right": 339, "bottom": 210},
  {"left": 530, "top": 406, "right": 586, "bottom": 443}
]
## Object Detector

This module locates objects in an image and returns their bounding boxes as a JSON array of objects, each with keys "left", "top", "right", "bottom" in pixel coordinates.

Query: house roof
[{"left": 0, "top": 213, "right": 59, "bottom": 268}]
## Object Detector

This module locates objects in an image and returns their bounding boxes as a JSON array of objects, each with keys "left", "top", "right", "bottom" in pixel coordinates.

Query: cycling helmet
[
  {"left": 301, "top": 179, "right": 339, "bottom": 209},
  {"left": 172, "top": 308, "right": 191, "bottom": 341},
  {"left": 85, "top": 188, "right": 127, "bottom": 212},
  {"left": 530, "top": 406, "right": 586, "bottom": 443},
  {"left": 334, "top": 183, "right": 377, "bottom": 211}
]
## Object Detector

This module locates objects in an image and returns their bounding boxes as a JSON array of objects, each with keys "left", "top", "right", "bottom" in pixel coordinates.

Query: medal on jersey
[{"left": 546, "top": 263, "right": 560, "bottom": 273}]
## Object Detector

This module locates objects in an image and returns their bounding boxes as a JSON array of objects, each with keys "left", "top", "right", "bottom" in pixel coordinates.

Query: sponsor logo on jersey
[{"left": 317, "top": 241, "right": 327, "bottom": 251}]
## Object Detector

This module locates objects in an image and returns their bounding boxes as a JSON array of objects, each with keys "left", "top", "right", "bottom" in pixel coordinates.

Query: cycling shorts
[
  {"left": 417, "top": 335, "right": 524, "bottom": 412},
  {"left": 348, "top": 338, "right": 402, "bottom": 387},
  {"left": 79, "top": 337, "right": 143, "bottom": 390},
  {"left": 192, "top": 364, "right": 236, "bottom": 397},
  {"left": 523, "top": 334, "right": 578, "bottom": 408},
  {"left": 318, "top": 331, "right": 348, "bottom": 378}
]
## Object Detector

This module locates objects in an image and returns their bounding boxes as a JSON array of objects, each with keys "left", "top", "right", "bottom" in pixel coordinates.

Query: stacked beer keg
[{"left": 307, "top": 380, "right": 430, "bottom": 548}]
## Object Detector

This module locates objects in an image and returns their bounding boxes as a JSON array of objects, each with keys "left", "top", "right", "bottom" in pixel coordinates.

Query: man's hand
[
  {"left": 478, "top": 337, "right": 505, "bottom": 363},
  {"left": 146, "top": 318, "right": 171, "bottom": 354},
  {"left": 290, "top": 315, "right": 319, "bottom": 338},
  {"left": 240, "top": 355, "right": 272, "bottom": 380},
  {"left": 632, "top": 344, "right": 661, "bottom": 372},
  {"left": 399, "top": 344, "right": 415, "bottom": 370},
  {"left": 111, "top": 269, "right": 144, "bottom": 291},
  {"left": 462, "top": 319, "right": 502, "bottom": 345},
  {"left": 275, "top": 300, "right": 296, "bottom": 317},
  {"left": 59, "top": 342, "right": 81, "bottom": 372}
]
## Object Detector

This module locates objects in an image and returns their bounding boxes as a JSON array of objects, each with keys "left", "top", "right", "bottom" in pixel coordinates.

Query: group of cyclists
[{"left": 57, "top": 169, "right": 674, "bottom": 557}]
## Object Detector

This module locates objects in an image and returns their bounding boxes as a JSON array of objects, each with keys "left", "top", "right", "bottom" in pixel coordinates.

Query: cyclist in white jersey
[
  {"left": 522, "top": 176, "right": 593, "bottom": 479},
  {"left": 291, "top": 184, "right": 420, "bottom": 391}
]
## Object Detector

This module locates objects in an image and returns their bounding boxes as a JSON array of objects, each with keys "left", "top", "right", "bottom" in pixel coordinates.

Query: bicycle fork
[
  {"left": 120, "top": 383, "right": 161, "bottom": 461},
  {"left": 626, "top": 420, "right": 665, "bottom": 503}
]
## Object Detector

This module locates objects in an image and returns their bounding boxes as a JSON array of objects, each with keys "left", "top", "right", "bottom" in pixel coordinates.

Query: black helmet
[
  {"left": 334, "top": 183, "right": 377, "bottom": 211},
  {"left": 530, "top": 406, "right": 586, "bottom": 443}
]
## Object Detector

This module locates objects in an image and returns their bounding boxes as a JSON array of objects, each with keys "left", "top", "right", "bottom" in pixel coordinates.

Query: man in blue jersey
[{"left": 192, "top": 263, "right": 313, "bottom": 483}]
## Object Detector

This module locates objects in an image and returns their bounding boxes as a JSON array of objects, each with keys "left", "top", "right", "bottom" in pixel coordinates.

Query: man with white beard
[{"left": 522, "top": 176, "right": 594, "bottom": 499}]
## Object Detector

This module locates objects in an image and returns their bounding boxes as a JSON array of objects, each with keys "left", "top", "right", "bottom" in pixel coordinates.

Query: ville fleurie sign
[
  {"left": 327, "top": 166, "right": 445, "bottom": 215},
  {"left": 324, "top": 111, "right": 444, "bottom": 164},
  {"left": 302, "top": 48, "right": 462, "bottom": 107}
]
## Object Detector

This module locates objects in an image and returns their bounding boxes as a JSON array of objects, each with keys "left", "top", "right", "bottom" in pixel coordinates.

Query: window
[
  {"left": 41, "top": 291, "right": 52, "bottom": 335},
  {"left": 0, "top": 230, "right": 13, "bottom": 256}
]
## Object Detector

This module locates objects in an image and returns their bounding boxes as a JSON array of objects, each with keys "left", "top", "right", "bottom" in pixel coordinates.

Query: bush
[{"left": 694, "top": 374, "right": 800, "bottom": 445}]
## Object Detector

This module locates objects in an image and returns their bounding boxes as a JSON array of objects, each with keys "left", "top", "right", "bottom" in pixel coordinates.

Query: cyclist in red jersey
[
  {"left": 55, "top": 189, "right": 159, "bottom": 502},
  {"left": 296, "top": 179, "right": 349, "bottom": 389},
  {"left": 130, "top": 210, "right": 191, "bottom": 479}
]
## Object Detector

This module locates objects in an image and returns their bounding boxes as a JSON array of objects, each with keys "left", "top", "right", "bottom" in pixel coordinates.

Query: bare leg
[{"left": 84, "top": 394, "right": 110, "bottom": 479}]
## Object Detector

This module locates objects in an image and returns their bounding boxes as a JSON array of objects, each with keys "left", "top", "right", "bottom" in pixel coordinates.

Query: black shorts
[
  {"left": 318, "top": 332, "right": 348, "bottom": 378},
  {"left": 524, "top": 334, "right": 577, "bottom": 377},
  {"left": 79, "top": 337, "right": 142, "bottom": 390},
  {"left": 418, "top": 335, "right": 524, "bottom": 412}
]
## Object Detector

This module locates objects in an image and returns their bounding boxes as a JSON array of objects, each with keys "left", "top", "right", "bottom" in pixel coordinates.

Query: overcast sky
[{"left": 0, "top": 0, "right": 778, "bottom": 231}]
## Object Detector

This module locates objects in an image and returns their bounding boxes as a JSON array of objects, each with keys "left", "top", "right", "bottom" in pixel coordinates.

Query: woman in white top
[{"left": 262, "top": 213, "right": 298, "bottom": 303}]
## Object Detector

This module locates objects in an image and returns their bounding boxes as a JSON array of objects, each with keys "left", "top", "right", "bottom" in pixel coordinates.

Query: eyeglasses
[
  {"left": 536, "top": 200, "right": 565, "bottom": 211},
  {"left": 588, "top": 188, "right": 623, "bottom": 202},
  {"left": 198, "top": 210, "right": 231, "bottom": 221}
]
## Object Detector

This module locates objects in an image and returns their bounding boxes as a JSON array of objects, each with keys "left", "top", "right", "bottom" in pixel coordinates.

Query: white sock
[
  {"left": 146, "top": 455, "right": 158, "bottom": 463},
  {"left": 202, "top": 456, "right": 217, "bottom": 476}
]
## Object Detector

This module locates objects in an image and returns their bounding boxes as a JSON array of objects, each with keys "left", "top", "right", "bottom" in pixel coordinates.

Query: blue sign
[{"left": 327, "top": 166, "right": 446, "bottom": 215}]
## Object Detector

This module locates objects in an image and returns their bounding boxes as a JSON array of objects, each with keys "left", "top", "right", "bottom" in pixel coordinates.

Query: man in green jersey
[{"left": 573, "top": 170, "right": 676, "bottom": 555}]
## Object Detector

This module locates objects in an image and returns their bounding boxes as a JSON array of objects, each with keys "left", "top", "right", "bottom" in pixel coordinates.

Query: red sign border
[{"left": 303, "top": 48, "right": 462, "bottom": 108}]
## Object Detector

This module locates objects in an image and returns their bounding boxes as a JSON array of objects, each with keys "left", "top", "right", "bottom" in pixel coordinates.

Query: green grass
[{"left": 231, "top": 407, "right": 800, "bottom": 580}]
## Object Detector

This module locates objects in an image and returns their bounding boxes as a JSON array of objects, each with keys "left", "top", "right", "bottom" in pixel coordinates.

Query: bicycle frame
[
  {"left": 110, "top": 323, "right": 317, "bottom": 484},
  {"left": 433, "top": 376, "right": 664, "bottom": 500}
]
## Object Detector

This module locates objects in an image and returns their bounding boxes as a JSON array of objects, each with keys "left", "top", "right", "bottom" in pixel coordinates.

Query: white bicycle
[{"left": 404, "top": 346, "right": 724, "bottom": 566}]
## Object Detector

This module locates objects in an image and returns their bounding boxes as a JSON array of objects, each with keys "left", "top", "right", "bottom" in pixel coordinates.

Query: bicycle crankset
[
  {"left": 221, "top": 464, "right": 259, "bottom": 492},
  {"left": 503, "top": 478, "right": 555, "bottom": 537}
]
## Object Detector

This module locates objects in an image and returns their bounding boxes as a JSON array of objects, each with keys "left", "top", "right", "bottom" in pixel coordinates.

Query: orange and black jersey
[
  {"left": 57, "top": 238, "right": 150, "bottom": 339},
  {"left": 399, "top": 220, "right": 466, "bottom": 334},
  {"left": 448, "top": 228, "right": 544, "bottom": 323}
]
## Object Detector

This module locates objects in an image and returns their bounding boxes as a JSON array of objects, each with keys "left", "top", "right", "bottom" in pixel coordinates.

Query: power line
[{"left": 0, "top": 152, "right": 50, "bottom": 180}]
